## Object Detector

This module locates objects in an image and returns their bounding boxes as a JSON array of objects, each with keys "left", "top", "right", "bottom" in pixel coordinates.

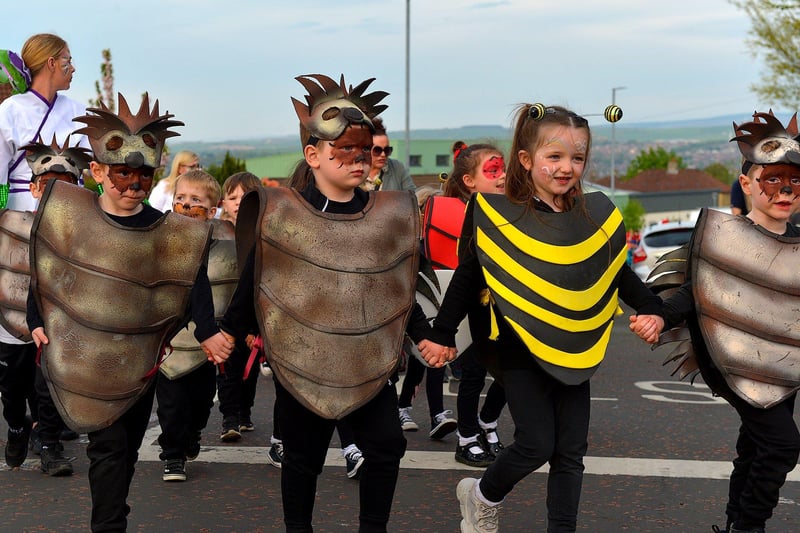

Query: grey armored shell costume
[
  {"left": 235, "top": 186, "right": 419, "bottom": 420},
  {"left": 159, "top": 219, "right": 238, "bottom": 380},
  {"left": 31, "top": 180, "right": 212, "bottom": 432},
  {"left": 651, "top": 208, "right": 800, "bottom": 409},
  {"left": 0, "top": 209, "right": 35, "bottom": 341}
]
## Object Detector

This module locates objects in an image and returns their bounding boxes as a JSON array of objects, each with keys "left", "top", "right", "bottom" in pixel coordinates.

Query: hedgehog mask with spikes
[
  {"left": 291, "top": 74, "right": 388, "bottom": 144},
  {"left": 22, "top": 134, "right": 92, "bottom": 182},
  {"left": 732, "top": 111, "right": 800, "bottom": 167},
  {"left": 74, "top": 92, "right": 184, "bottom": 170}
]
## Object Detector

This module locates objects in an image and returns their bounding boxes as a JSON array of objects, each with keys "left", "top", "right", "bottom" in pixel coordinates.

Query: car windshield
[{"left": 644, "top": 228, "right": 694, "bottom": 248}]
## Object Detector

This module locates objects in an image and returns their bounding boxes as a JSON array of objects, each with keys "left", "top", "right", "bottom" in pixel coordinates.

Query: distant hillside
[{"left": 171, "top": 113, "right": 760, "bottom": 174}]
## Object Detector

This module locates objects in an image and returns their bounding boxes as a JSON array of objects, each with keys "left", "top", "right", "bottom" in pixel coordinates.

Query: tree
[
  {"left": 206, "top": 151, "right": 247, "bottom": 186},
  {"left": 621, "top": 199, "right": 646, "bottom": 232},
  {"left": 624, "top": 147, "right": 685, "bottom": 179},
  {"left": 730, "top": 0, "right": 800, "bottom": 109},
  {"left": 90, "top": 49, "right": 114, "bottom": 111},
  {"left": 703, "top": 162, "right": 735, "bottom": 185}
]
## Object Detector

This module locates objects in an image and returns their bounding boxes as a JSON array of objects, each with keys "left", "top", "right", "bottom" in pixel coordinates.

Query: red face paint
[
  {"left": 757, "top": 164, "right": 800, "bottom": 198},
  {"left": 106, "top": 165, "right": 155, "bottom": 194},
  {"left": 32, "top": 172, "right": 78, "bottom": 194},
  {"left": 482, "top": 156, "right": 506, "bottom": 180},
  {"left": 328, "top": 127, "right": 373, "bottom": 167}
]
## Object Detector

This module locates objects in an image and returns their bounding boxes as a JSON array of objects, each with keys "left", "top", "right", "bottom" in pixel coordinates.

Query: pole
[
  {"left": 610, "top": 86, "right": 626, "bottom": 203},
  {"left": 404, "top": 0, "right": 411, "bottom": 169}
]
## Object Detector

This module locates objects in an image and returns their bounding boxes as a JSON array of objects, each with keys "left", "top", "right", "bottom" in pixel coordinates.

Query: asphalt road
[{"left": 1, "top": 311, "right": 799, "bottom": 532}]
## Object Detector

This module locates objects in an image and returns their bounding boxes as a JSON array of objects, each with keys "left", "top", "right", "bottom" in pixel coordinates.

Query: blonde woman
[
  {"left": 147, "top": 150, "right": 200, "bottom": 212},
  {"left": 0, "top": 33, "right": 88, "bottom": 212}
]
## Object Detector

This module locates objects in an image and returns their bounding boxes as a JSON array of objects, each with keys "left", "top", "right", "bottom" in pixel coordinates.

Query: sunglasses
[{"left": 371, "top": 146, "right": 393, "bottom": 157}]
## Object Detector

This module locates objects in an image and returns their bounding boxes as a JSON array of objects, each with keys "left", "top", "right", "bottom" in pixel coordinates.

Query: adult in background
[
  {"left": 362, "top": 117, "right": 415, "bottom": 192},
  {"left": 0, "top": 33, "right": 88, "bottom": 211},
  {"left": 147, "top": 150, "right": 200, "bottom": 212}
]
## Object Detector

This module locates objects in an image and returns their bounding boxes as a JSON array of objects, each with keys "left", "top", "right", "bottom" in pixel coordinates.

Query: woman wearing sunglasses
[{"left": 362, "top": 117, "right": 416, "bottom": 192}]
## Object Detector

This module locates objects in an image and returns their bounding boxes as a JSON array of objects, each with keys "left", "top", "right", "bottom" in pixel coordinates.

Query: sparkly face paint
[
  {"left": 525, "top": 125, "right": 588, "bottom": 210},
  {"left": 328, "top": 126, "right": 373, "bottom": 167},
  {"left": 106, "top": 164, "right": 155, "bottom": 194}
]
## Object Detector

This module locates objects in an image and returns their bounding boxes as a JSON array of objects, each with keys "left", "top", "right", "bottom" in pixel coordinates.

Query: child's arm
[
  {"left": 417, "top": 339, "right": 456, "bottom": 368},
  {"left": 191, "top": 262, "right": 233, "bottom": 363}
]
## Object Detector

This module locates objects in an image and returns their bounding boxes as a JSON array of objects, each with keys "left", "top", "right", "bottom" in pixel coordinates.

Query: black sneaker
[
  {"left": 5, "top": 418, "right": 32, "bottom": 467},
  {"left": 186, "top": 441, "right": 201, "bottom": 461},
  {"left": 40, "top": 445, "right": 74, "bottom": 476},
  {"left": 267, "top": 441, "right": 283, "bottom": 469},
  {"left": 429, "top": 410, "right": 458, "bottom": 440},
  {"left": 455, "top": 442, "right": 494, "bottom": 468},
  {"left": 478, "top": 428, "right": 504, "bottom": 458},
  {"left": 239, "top": 418, "right": 255, "bottom": 432},
  {"left": 344, "top": 448, "right": 364, "bottom": 480},
  {"left": 60, "top": 428, "right": 80, "bottom": 441},
  {"left": 220, "top": 423, "right": 241, "bottom": 443},
  {"left": 29, "top": 425, "right": 42, "bottom": 455},
  {"left": 163, "top": 459, "right": 187, "bottom": 482}
]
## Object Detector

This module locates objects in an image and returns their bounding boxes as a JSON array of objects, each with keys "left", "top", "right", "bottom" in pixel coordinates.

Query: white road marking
[{"left": 137, "top": 422, "right": 799, "bottom": 481}]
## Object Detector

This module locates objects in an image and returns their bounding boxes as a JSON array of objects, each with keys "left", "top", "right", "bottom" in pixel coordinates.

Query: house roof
[{"left": 592, "top": 168, "right": 729, "bottom": 193}]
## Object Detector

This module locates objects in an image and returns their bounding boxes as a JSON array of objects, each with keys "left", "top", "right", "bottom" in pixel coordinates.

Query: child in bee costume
[{"left": 632, "top": 111, "right": 800, "bottom": 533}]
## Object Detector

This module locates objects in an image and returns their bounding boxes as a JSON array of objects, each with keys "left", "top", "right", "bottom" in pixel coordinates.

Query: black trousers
[
  {"left": 455, "top": 344, "right": 506, "bottom": 438},
  {"left": 34, "top": 363, "right": 68, "bottom": 447},
  {"left": 87, "top": 382, "right": 156, "bottom": 533},
  {"left": 479, "top": 364, "right": 590, "bottom": 533},
  {"left": 276, "top": 379, "right": 406, "bottom": 533},
  {"left": 217, "top": 341, "right": 259, "bottom": 423},
  {"left": 397, "top": 355, "right": 445, "bottom": 419},
  {"left": 156, "top": 361, "right": 216, "bottom": 460},
  {"left": 701, "top": 363, "right": 800, "bottom": 530},
  {"left": 0, "top": 341, "right": 36, "bottom": 430}
]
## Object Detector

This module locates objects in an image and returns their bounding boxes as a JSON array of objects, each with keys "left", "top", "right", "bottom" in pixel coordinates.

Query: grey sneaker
[
  {"left": 430, "top": 410, "right": 457, "bottom": 440},
  {"left": 267, "top": 441, "right": 283, "bottom": 469},
  {"left": 457, "top": 478, "right": 499, "bottom": 533},
  {"left": 398, "top": 407, "right": 418, "bottom": 431}
]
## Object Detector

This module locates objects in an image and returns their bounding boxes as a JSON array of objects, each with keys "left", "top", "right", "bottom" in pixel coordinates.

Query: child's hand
[
  {"left": 201, "top": 332, "right": 234, "bottom": 364},
  {"left": 629, "top": 314, "right": 665, "bottom": 344},
  {"left": 31, "top": 327, "right": 48, "bottom": 348},
  {"left": 418, "top": 339, "right": 456, "bottom": 367}
]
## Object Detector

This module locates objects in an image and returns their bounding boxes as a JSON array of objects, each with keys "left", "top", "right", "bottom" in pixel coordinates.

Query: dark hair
[
  {"left": 444, "top": 142, "right": 504, "bottom": 201},
  {"left": 371, "top": 117, "right": 387, "bottom": 136},
  {"left": 287, "top": 159, "right": 314, "bottom": 191},
  {"left": 506, "top": 104, "right": 591, "bottom": 212}
]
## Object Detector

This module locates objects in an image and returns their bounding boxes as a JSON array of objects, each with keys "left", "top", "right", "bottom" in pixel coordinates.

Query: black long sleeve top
[
  {"left": 27, "top": 204, "right": 219, "bottom": 342},
  {"left": 219, "top": 182, "right": 432, "bottom": 343}
]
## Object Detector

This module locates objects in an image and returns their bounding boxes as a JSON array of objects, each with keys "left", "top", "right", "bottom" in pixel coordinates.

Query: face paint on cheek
[
  {"left": 328, "top": 127, "right": 373, "bottom": 167},
  {"left": 107, "top": 166, "right": 154, "bottom": 194},
  {"left": 482, "top": 157, "right": 506, "bottom": 180}
]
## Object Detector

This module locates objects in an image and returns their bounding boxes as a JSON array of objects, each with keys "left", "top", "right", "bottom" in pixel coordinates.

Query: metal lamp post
[{"left": 610, "top": 86, "right": 626, "bottom": 202}]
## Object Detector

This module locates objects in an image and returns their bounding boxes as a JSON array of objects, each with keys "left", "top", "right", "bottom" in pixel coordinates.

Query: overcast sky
[{"left": 6, "top": 0, "right": 766, "bottom": 142}]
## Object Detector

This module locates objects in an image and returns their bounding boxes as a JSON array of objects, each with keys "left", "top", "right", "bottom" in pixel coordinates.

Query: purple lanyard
[{"left": 8, "top": 90, "right": 57, "bottom": 174}]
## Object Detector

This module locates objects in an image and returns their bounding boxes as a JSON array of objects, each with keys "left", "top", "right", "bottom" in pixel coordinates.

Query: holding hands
[
  {"left": 202, "top": 331, "right": 234, "bottom": 364},
  {"left": 417, "top": 339, "right": 457, "bottom": 368},
  {"left": 629, "top": 314, "right": 665, "bottom": 344}
]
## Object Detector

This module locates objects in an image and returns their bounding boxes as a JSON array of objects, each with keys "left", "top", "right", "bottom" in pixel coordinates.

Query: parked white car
[{"left": 631, "top": 220, "right": 696, "bottom": 281}]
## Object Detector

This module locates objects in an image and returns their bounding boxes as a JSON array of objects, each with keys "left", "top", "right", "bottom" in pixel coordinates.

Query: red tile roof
[{"left": 592, "top": 168, "right": 729, "bottom": 193}]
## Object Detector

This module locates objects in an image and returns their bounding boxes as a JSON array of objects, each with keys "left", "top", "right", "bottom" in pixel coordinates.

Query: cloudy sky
[{"left": 7, "top": 0, "right": 765, "bottom": 142}]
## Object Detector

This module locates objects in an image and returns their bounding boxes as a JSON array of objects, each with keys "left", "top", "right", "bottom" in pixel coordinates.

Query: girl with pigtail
[
  {"left": 420, "top": 104, "right": 663, "bottom": 532},
  {"left": 421, "top": 141, "right": 509, "bottom": 467}
]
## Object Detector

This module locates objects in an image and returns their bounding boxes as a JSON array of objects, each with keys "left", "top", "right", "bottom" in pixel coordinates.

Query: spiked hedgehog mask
[
  {"left": 22, "top": 134, "right": 92, "bottom": 181},
  {"left": 74, "top": 92, "right": 183, "bottom": 169},
  {"left": 291, "top": 74, "right": 388, "bottom": 144},
  {"left": 732, "top": 111, "right": 800, "bottom": 167}
]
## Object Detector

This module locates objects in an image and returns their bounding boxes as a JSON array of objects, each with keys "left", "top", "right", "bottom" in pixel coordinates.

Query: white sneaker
[
  {"left": 398, "top": 407, "right": 418, "bottom": 431},
  {"left": 457, "top": 478, "right": 499, "bottom": 533}
]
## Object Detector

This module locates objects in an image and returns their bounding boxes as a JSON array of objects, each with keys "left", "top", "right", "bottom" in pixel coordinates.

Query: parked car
[{"left": 631, "top": 219, "right": 696, "bottom": 281}]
